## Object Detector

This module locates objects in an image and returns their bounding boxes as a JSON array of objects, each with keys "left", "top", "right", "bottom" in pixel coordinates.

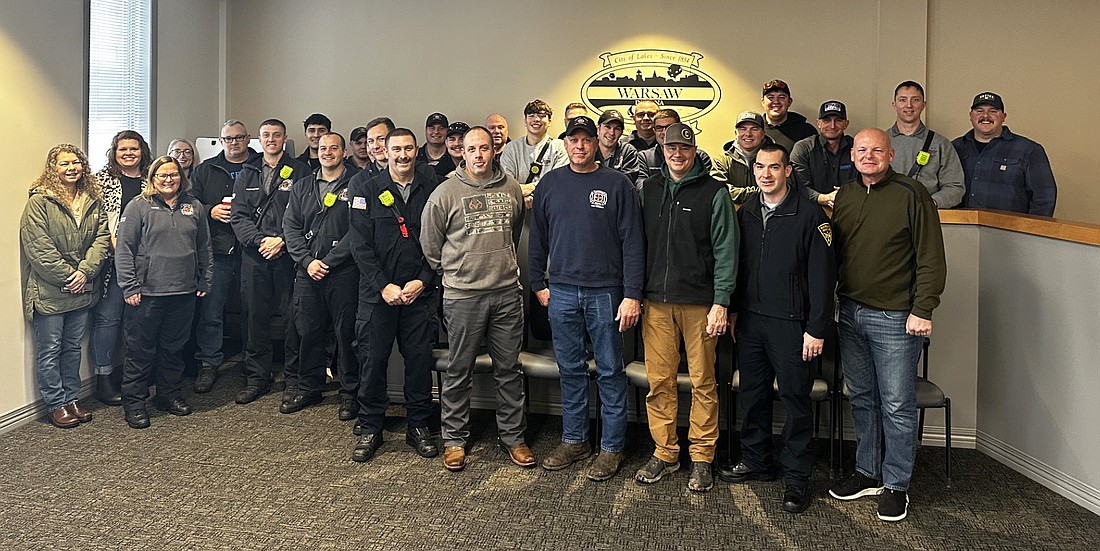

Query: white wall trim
[{"left": 977, "top": 430, "right": 1100, "bottom": 516}]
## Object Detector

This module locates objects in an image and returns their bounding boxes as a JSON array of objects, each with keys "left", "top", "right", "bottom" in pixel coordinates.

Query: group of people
[{"left": 21, "top": 77, "right": 1051, "bottom": 523}]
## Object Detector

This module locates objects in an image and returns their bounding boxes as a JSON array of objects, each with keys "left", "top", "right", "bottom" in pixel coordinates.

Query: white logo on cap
[
  {"left": 979, "top": 93, "right": 995, "bottom": 101},
  {"left": 681, "top": 128, "right": 692, "bottom": 140},
  {"left": 825, "top": 102, "right": 842, "bottom": 112}
]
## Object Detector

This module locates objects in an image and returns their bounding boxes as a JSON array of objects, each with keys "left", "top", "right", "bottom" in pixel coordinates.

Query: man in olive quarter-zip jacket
[
  {"left": 717, "top": 143, "right": 836, "bottom": 515},
  {"left": 636, "top": 123, "right": 738, "bottom": 494}
]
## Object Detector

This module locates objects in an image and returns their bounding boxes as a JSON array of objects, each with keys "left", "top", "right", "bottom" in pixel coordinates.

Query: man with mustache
[
  {"left": 348, "top": 128, "right": 440, "bottom": 463},
  {"left": 951, "top": 92, "right": 1056, "bottom": 216},
  {"left": 887, "top": 81, "right": 965, "bottom": 208}
]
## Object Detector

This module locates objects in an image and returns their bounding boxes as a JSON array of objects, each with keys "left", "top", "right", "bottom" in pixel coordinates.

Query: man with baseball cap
[
  {"left": 595, "top": 109, "right": 644, "bottom": 188},
  {"left": 530, "top": 115, "right": 645, "bottom": 481},
  {"left": 952, "top": 92, "right": 1056, "bottom": 216},
  {"left": 443, "top": 121, "right": 470, "bottom": 177},
  {"left": 791, "top": 101, "right": 859, "bottom": 208},
  {"left": 417, "top": 112, "right": 457, "bottom": 180},
  {"left": 712, "top": 110, "right": 773, "bottom": 204},
  {"left": 638, "top": 108, "right": 712, "bottom": 181},
  {"left": 348, "top": 126, "right": 373, "bottom": 170},
  {"left": 636, "top": 122, "right": 738, "bottom": 493},
  {"left": 760, "top": 80, "right": 816, "bottom": 151}
]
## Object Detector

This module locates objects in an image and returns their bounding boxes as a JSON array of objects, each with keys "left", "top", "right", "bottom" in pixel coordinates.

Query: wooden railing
[{"left": 938, "top": 209, "right": 1100, "bottom": 246}]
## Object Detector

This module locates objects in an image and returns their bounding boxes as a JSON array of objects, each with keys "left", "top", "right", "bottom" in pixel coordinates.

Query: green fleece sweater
[{"left": 832, "top": 169, "right": 946, "bottom": 319}]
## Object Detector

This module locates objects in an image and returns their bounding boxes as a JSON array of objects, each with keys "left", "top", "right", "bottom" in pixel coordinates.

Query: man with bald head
[
  {"left": 485, "top": 114, "right": 510, "bottom": 160},
  {"left": 828, "top": 128, "right": 946, "bottom": 523}
]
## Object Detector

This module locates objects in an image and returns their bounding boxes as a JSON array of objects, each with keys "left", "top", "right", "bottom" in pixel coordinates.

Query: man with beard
[
  {"left": 443, "top": 121, "right": 470, "bottom": 177},
  {"left": 347, "top": 126, "right": 372, "bottom": 170}
]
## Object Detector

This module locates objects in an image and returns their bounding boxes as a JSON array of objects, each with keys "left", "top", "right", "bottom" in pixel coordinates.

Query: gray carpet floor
[{"left": 1, "top": 363, "right": 1097, "bottom": 551}]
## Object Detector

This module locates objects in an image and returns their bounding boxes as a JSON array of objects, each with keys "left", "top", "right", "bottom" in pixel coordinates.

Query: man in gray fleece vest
[{"left": 420, "top": 126, "right": 532, "bottom": 472}]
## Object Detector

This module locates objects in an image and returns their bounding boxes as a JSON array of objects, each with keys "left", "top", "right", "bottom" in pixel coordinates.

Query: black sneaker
[
  {"left": 878, "top": 489, "right": 909, "bottom": 522},
  {"left": 193, "top": 365, "right": 218, "bottom": 394},
  {"left": 829, "top": 472, "right": 884, "bottom": 501}
]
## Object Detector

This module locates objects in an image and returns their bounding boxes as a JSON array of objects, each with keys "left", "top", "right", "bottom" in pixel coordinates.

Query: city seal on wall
[{"left": 581, "top": 49, "right": 721, "bottom": 134}]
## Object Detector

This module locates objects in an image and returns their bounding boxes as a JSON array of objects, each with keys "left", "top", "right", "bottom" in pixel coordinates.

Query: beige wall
[
  {"left": 928, "top": 0, "right": 1100, "bottom": 222},
  {"left": 224, "top": 0, "right": 922, "bottom": 157},
  {"left": 0, "top": 0, "right": 87, "bottom": 418},
  {"left": 155, "top": 0, "right": 225, "bottom": 153}
]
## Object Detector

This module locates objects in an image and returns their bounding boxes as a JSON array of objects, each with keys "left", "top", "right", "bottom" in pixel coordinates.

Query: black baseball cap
[
  {"left": 446, "top": 122, "right": 470, "bottom": 137},
  {"left": 598, "top": 109, "right": 626, "bottom": 127},
  {"left": 350, "top": 126, "right": 369, "bottom": 141},
  {"left": 564, "top": 115, "right": 597, "bottom": 137},
  {"left": 971, "top": 92, "right": 1005, "bottom": 111},
  {"left": 818, "top": 101, "right": 847, "bottom": 120},
  {"left": 425, "top": 112, "right": 449, "bottom": 128}
]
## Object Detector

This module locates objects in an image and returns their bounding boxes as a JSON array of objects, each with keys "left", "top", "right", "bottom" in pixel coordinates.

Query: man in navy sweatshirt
[{"left": 529, "top": 116, "right": 645, "bottom": 482}]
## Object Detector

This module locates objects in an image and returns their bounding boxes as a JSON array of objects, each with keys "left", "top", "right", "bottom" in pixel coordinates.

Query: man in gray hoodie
[{"left": 420, "top": 126, "right": 532, "bottom": 473}]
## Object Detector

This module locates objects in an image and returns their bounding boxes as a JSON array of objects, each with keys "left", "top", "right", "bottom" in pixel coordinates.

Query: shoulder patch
[
  {"left": 278, "top": 179, "right": 293, "bottom": 191},
  {"left": 817, "top": 222, "right": 832, "bottom": 246},
  {"left": 352, "top": 196, "right": 367, "bottom": 210},
  {"left": 181, "top": 203, "right": 195, "bottom": 216}
]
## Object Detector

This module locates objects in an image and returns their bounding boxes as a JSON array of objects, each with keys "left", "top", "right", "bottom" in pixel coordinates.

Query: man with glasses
[
  {"left": 626, "top": 99, "right": 659, "bottom": 151},
  {"left": 499, "top": 99, "right": 568, "bottom": 208},
  {"left": 760, "top": 79, "right": 817, "bottom": 152},
  {"left": 229, "top": 118, "right": 310, "bottom": 405},
  {"left": 638, "top": 108, "right": 712, "bottom": 181},
  {"left": 712, "top": 111, "right": 772, "bottom": 204},
  {"left": 190, "top": 120, "right": 260, "bottom": 396}
]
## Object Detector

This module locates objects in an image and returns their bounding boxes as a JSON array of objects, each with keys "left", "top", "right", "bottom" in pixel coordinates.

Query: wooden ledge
[{"left": 938, "top": 209, "right": 1100, "bottom": 246}]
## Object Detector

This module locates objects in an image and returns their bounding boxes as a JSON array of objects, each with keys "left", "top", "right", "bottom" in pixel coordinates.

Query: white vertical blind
[{"left": 88, "top": 0, "right": 151, "bottom": 171}]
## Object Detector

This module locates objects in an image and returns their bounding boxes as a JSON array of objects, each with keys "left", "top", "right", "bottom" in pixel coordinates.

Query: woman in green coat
[{"left": 20, "top": 144, "right": 111, "bottom": 428}]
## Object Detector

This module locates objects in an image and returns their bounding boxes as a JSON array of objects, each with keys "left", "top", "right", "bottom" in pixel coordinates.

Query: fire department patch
[
  {"left": 589, "top": 189, "right": 608, "bottom": 209},
  {"left": 278, "top": 179, "right": 293, "bottom": 191},
  {"left": 181, "top": 203, "right": 195, "bottom": 216},
  {"left": 817, "top": 222, "right": 832, "bottom": 246}
]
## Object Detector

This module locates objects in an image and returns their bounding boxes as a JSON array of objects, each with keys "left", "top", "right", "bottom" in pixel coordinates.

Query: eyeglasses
[
  {"left": 635, "top": 112, "right": 656, "bottom": 119},
  {"left": 169, "top": 149, "right": 194, "bottom": 156},
  {"left": 220, "top": 135, "right": 248, "bottom": 143},
  {"left": 653, "top": 124, "right": 672, "bottom": 132},
  {"left": 154, "top": 172, "right": 180, "bottom": 182}
]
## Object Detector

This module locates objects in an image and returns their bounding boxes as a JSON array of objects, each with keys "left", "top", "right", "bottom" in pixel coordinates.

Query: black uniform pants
[
  {"left": 294, "top": 269, "right": 359, "bottom": 399},
  {"left": 355, "top": 294, "right": 436, "bottom": 436},
  {"left": 240, "top": 251, "right": 299, "bottom": 388},
  {"left": 735, "top": 311, "right": 815, "bottom": 486},
  {"left": 122, "top": 293, "right": 195, "bottom": 411}
]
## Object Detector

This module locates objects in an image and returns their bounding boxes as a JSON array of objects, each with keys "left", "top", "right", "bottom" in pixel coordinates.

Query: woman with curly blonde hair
[{"left": 20, "top": 144, "right": 111, "bottom": 428}]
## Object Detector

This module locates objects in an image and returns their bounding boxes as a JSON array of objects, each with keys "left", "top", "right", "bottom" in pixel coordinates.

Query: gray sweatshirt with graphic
[{"left": 420, "top": 165, "right": 526, "bottom": 299}]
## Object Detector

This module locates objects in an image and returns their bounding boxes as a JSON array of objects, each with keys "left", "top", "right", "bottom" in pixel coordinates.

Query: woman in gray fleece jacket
[{"left": 114, "top": 156, "right": 213, "bottom": 429}]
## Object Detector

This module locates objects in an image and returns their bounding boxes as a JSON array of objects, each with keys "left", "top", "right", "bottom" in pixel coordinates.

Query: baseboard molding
[
  {"left": 0, "top": 379, "right": 96, "bottom": 434},
  {"left": 977, "top": 430, "right": 1100, "bottom": 516}
]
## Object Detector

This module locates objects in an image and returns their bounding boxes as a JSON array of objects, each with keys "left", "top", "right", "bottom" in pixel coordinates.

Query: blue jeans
[
  {"left": 838, "top": 298, "right": 923, "bottom": 491},
  {"left": 194, "top": 253, "right": 240, "bottom": 367},
  {"left": 548, "top": 283, "right": 627, "bottom": 453},
  {"left": 89, "top": 263, "right": 124, "bottom": 375},
  {"left": 33, "top": 308, "right": 89, "bottom": 411}
]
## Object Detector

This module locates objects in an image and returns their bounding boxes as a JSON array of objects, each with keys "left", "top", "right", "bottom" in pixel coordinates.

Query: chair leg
[{"left": 945, "top": 397, "right": 952, "bottom": 488}]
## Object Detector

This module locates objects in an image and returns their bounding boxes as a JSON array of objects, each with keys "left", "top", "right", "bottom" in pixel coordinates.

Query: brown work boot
[
  {"left": 443, "top": 446, "right": 467, "bottom": 472},
  {"left": 586, "top": 451, "right": 623, "bottom": 481},
  {"left": 540, "top": 442, "right": 592, "bottom": 471},
  {"left": 500, "top": 441, "right": 537, "bottom": 468}
]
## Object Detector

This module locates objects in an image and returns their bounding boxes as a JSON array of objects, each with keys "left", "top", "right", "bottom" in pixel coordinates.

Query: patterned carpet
[{"left": 0, "top": 362, "right": 1096, "bottom": 551}]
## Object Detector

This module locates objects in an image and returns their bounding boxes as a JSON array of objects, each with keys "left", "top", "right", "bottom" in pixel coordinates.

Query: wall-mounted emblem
[{"left": 581, "top": 49, "right": 721, "bottom": 134}]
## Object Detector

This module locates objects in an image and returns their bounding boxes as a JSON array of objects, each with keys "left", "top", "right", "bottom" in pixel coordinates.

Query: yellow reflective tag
[
  {"left": 916, "top": 151, "right": 930, "bottom": 166},
  {"left": 323, "top": 192, "right": 337, "bottom": 207}
]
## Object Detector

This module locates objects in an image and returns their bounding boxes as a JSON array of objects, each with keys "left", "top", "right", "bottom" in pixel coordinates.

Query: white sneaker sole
[
  {"left": 829, "top": 485, "right": 884, "bottom": 501},
  {"left": 878, "top": 495, "right": 910, "bottom": 522}
]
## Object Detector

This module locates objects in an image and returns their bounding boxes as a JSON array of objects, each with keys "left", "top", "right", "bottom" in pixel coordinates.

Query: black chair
[
  {"left": 835, "top": 337, "right": 952, "bottom": 487},
  {"left": 725, "top": 341, "right": 836, "bottom": 475}
]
